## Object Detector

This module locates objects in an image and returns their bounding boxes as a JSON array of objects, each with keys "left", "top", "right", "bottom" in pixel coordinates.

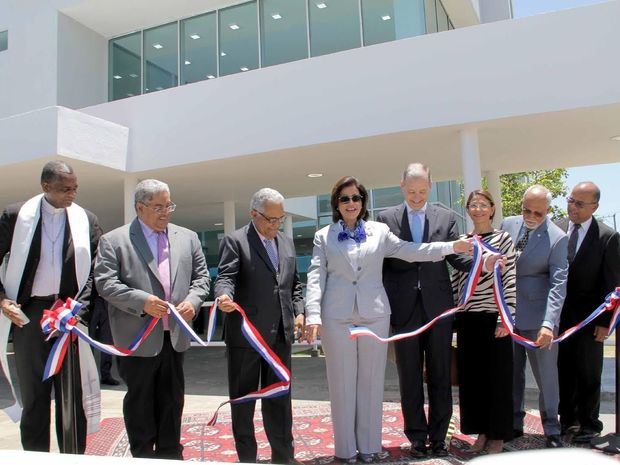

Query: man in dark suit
[
  {"left": 215, "top": 188, "right": 305, "bottom": 464},
  {"left": 377, "top": 163, "right": 470, "bottom": 457},
  {"left": 556, "top": 181, "right": 620, "bottom": 443},
  {"left": 95, "top": 179, "right": 210, "bottom": 459},
  {"left": 0, "top": 160, "right": 102, "bottom": 453}
]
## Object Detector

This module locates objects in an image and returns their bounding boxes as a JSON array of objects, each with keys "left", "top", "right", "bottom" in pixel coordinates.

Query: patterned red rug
[{"left": 85, "top": 402, "right": 563, "bottom": 463}]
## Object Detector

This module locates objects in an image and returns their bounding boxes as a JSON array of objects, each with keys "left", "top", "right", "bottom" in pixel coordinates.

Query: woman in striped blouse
[{"left": 451, "top": 189, "right": 517, "bottom": 454}]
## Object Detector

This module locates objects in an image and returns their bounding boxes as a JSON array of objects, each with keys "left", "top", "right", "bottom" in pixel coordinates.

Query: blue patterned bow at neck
[{"left": 338, "top": 220, "right": 367, "bottom": 243}]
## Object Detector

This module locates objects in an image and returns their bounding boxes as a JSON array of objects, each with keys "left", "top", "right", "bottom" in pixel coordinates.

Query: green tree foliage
[{"left": 500, "top": 169, "right": 569, "bottom": 219}]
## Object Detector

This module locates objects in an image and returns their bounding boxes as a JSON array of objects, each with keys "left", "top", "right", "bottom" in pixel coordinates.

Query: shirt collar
[
  {"left": 138, "top": 219, "right": 166, "bottom": 239},
  {"left": 41, "top": 197, "right": 65, "bottom": 215},
  {"left": 569, "top": 216, "right": 593, "bottom": 234},
  {"left": 252, "top": 221, "right": 275, "bottom": 243},
  {"left": 405, "top": 202, "right": 427, "bottom": 215}
]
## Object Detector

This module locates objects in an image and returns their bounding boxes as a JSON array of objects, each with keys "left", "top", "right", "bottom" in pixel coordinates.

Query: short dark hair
[
  {"left": 41, "top": 160, "right": 74, "bottom": 184},
  {"left": 466, "top": 189, "right": 496, "bottom": 220},
  {"left": 330, "top": 176, "right": 370, "bottom": 223}
]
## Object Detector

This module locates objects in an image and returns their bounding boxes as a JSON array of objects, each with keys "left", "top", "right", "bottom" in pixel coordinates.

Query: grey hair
[
  {"left": 41, "top": 160, "right": 74, "bottom": 184},
  {"left": 402, "top": 163, "right": 431, "bottom": 183},
  {"left": 250, "top": 188, "right": 284, "bottom": 212},
  {"left": 134, "top": 179, "right": 170, "bottom": 207},
  {"left": 523, "top": 184, "right": 553, "bottom": 207}
]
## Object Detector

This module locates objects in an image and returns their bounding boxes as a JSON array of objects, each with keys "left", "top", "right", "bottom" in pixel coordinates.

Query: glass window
[
  {"left": 219, "top": 1, "right": 259, "bottom": 76},
  {"left": 317, "top": 194, "right": 331, "bottom": 215},
  {"left": 260, "top": 0, "right": 308, "bottom": 67},
  {"left": 181, "top": 13, "right": 217, "bottom": 84},
  {"left": 109, "top": 32, "right": 142, "bottom": 101},
  {"left": 362, "top": 0, "right": 425, "bottom": 46},
  {"left": 436, "top": 0, "right": 449, "bottom": 32},
  {"left": 309, "top": 0, "right": 361, "bottom": 57},
  {"left": 424, "top": 0, "right": 437, "bottom": 34},
  {"left": 0, "top": 30, "right": 7, "bottom": 52},
  {"left": 436, "top": 181, "right": 451, "bottom": 207},
  {"left": 372, "top": 186, "right": 403, "bottom": 209},
  {"left": 144, "top": 22, "right": 178, "bottom": 93}
]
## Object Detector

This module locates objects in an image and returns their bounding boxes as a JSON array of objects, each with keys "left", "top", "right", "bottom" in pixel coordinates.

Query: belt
[{"left": 31, "top": 294, "right": 59, "bottom": 303}]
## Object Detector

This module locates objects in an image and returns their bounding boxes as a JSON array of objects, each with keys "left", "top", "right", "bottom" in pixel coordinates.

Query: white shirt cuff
[{"left": 441, "top": 243, "right": 455, "bottom": 256}]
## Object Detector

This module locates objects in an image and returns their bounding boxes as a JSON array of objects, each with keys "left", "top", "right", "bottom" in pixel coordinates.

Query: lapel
[
  {"left": 247, "top": 222, "right": 278, "bottom": 277},
  {"left": 60, "top": 210, "right": 75, "bottom": 290},
  {"left": 276, "top": 232, "right": 287, "bottom": 278},
  {"left": 168, "top": 224, "right": 181, "bottom": 289},
  {"left": 572, "top": 218, "right": 598, "bottom": 266},
  {"left": 423, "top": 204, "right": 437, "bottom": 242},
  {"left": 397, "top": 204, "right": 413, "bottom": 242},
  {"left": 520, "top": 218, "right": 548, "bottom": 261},
  {"left": 129, "top": 218, "right": 163, "bottom": 287},
  {"left": 330, "top": 222, "right": 354, "bottom": 268}
]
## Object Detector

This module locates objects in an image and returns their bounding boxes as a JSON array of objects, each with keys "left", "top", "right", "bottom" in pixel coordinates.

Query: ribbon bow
[{"left": 338, "top": 221, "right": 367, "bottom": 243}]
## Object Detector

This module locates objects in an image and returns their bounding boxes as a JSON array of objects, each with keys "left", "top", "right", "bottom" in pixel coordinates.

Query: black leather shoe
[
  {"left": 561, "top": 424, "right": 580, "bottom": 435},
  {"left": 334, "top": 456, "right": 357, "bottom": 464},
  {"left": 430, "top": 441, "right": 449, "bottom": 457},
  {"left": 358, "top": 453, "right": 374, "bottom": 464},
  {"left": 512, "top": 429, "right": 523, "bottom": 439},
  {"left": 572, "top": 429, "right": 600, "bottom": 443},
  {"left": 409, "top": 440, "right": 427, "bottom": 458},
  {"left": 545, "top": 435, "right": 562, "bottom": 448},
  {"left": 101, "top": 376, "right": 120, "bottom": 386}
]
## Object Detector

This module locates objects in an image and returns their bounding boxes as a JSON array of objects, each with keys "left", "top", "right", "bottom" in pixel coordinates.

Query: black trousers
[
  {"left": 227, "top": 327, "right": 294, "bottom": 463},
  {"left": 456, "top": 312, "right": 514, "bottom": 441},
  {"left": 118, "top": 333, "right": 185, "bottom": 459},
  {"left": 393, "top": 294, "right": 453, "bottom": 443},
  {"left": 12, "top": 298, "right": 86, "bottom": 452},
  {"left": 558, "top": 328, "right": 604, "bottom": 433},
  {"left": 88, "top": 298, "right": 114, "bottom": 379}
]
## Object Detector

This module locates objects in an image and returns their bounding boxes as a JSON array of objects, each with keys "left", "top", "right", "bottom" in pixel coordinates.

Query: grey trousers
[
  {"left": 321, "top": 311, "right": 390, "bottom": 458},
  {"left": 513, "top": 328, "right": 561, "bottom": 436}
]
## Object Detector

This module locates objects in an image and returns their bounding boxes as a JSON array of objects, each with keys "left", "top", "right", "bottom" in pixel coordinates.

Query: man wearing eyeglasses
[
  {"left": 95, "top": 179, "right": 210, "bottom": 459},
  {"left": 556, "top": 182, "right": 620, "bottom": 443},
  {"left": 500, "top": 184, "right": 568, "bottom": 449},
  {"left": 215, "top": 188, "right": 304, "bottom": 464}
]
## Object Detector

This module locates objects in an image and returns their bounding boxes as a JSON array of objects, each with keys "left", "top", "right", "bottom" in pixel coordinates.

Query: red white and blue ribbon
[{"left": 349, "top": 235, "right": 487, "bottom": 343}]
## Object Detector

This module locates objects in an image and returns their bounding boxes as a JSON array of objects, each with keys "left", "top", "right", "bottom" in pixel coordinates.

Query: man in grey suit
[
  {"left": 377, "top": 163, "right": 471, "bottom": 457},
  {"left": 500, "top": 184, "right": 568, "bottom": 449},
  {"left": 215, "top": 188, "right": 304, "bottom": 464},
  {"left": 95, "top": 179, "right": 210, "bottom": 459}
]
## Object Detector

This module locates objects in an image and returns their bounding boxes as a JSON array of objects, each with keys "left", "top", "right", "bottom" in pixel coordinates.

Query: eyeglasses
[
  {"left": 521, "top": 207, "right": 546, "bottom": 219},
  {"left": 468, "top": 203, "right": 492, "bottom": 210},
  {"left": 256, "top": 210, "right": 287, "bottom": 225},
  {"left": 141, "top": 202, "right": 176, "bottom": 214},
  {"left": 567, "top": 196, "right": 598, "bottom": 209},
  {"left": 338, "top": 194, "right": 364, "bottom": 204}
]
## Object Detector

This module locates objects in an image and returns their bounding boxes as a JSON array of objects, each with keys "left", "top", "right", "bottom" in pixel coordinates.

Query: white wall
[
  {"left": 80, "top": 1, "right": 620, "bottom": 173},
  {"left": 57, "top": 12, "right": 107, "bottom": 109},
  {"left": 0, "top": 1, "right": 59, "bottom": 119}
]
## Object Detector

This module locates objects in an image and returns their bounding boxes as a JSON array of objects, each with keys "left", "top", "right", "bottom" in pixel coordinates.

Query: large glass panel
[
  {"left": 260, "top": 0, "right": 308, "bottom": 67},
  {"left": 372, "top": 186, "right": 403, "bottom": 209},
  {"left": 436, "top": 0, "right": 449, "bottom": 32},
  {"left": 362, "top": 0, "right": 425, "bottom": 46},
  {"left": 109, "top": 32, "right": 142, "bottom": 101},
  {"left": 0, "top": 30, "right": 7, "bottom": 52},
  {"left": 292, "top": 219, "right": 316, "bottom": 285},
  {"left": 219, "top": 1, "right": 259, "bottom": 76},
  {"left": 424, "top": 0, "right": 437, "bottom": 34},
  {"left": 309, "top": 0, "right": 361, "bottom": 57},
  {"left": 181, "top": 13, "right": 217, "bottom": 84},
  {"left": 317, "top": 194, "right": 331, "bottom": 215},
  {"left": 436, "top": 180, "right": 451, "bottom": 207},
  {"left": 144, "top": 22, "right": 178, "bottom": 93}
]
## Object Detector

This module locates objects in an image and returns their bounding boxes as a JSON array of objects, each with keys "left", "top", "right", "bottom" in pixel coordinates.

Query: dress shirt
[
  {"left": 252, "top": 221, "right": 280, "bottom": 265},
  {"left": 31, "top": 197, "right": 66, "bottom": 296},
  {"left": 568, "top": 217, "right": 592, "bottom": 254},
  {"left": 139, "top": 219, "right": 166, "bottom": 266},
  {"left": 405, "top": 202, "right": 427, "bottom": 242}
]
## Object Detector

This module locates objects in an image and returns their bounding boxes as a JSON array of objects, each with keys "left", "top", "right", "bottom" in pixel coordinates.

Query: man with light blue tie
[{"left": 377, "top": 163, "right": 471, "bottom": 457}]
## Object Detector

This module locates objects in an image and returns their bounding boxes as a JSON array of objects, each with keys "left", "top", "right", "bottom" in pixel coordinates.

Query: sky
[{"left": 511, "top": 0, "right": 619, "bottom": 228}]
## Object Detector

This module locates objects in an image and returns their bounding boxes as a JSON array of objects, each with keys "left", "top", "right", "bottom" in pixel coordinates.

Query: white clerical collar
[
  {"left": 405, "top": 202, "right": 427, "bottom": 216},
  {"left": 41, "top": 196, "right": 65, "bottom": 215}
]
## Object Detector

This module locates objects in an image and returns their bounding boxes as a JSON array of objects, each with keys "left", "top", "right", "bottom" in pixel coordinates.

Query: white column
[
  {"left": 459, "top": 128, "right": 482, "bottom": 231},
  {"left": 224, "top": 201, "right": 236, "bottom": 235},
  {"left": 124, "top": 175, "right": 138, "bottom": 224},
  {"left": 484, "top": 170, "right": 503, "bottom": 228},
  {"left": 284, "top": 215, "right": 293, "bottom": 239}
]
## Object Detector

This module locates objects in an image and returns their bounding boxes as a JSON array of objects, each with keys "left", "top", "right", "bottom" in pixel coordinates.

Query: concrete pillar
[
  {"left": 284, "top": 215, "right": 293, "bottom": 239},
  {"left": 124, "top": 175, "right": 138, "bottom": 224},
  {"left": 484, "top": 170, "right": 503, "bottom": 228},
  {"left": 224, "top": 201, "right": 236, "bottom": 235},
  {"left": 459, "top": 128, "right": 483, "bottom": 231}
]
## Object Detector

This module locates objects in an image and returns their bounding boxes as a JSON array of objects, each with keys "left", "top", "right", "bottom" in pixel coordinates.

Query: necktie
[
  {"left": 515, "top": 228, "right": 530, "bottom": 253},
  {"left": 264, "top": 239, "right": 279, "bottom": 272},
  {"left": 410, "top": 211, "right": 423, "bottom": 243},
  {"left": 157, "top": 231, "right": 171, "bottom": 330},
  {"left": 567, "top": 223, "right": 581, "bottom": 264}
]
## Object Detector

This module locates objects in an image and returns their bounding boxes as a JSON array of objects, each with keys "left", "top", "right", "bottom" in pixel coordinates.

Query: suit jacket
[
  {"left": 214, "top": 223, "right": 304, "bottom": 348},
  {"left": 94, "top": 219, "right": 210, "bottom": 356},
  {"left": 377, "top": 203, "right": 471, "bottom": 326},
  {"left": 0, "top": 201, "right": 102, "bottom": 316},
  {"left": 556, "top": 217, "right": 620, "bottom": 329},
  {"left": 305, "top": 220, "right": 448, "bottom": 325},
  {"left": 501, "top": 216, "right": 568, "bottom": 331}
]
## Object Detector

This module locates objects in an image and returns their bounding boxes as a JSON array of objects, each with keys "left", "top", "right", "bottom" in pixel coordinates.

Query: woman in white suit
[{"left": 304, "top": 176, "right": 472, "bottom": 463}]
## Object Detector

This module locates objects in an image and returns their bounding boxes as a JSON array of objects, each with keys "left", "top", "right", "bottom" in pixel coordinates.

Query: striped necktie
[{"left": 263, "top": 239, "right": 279, "bottom": 272}]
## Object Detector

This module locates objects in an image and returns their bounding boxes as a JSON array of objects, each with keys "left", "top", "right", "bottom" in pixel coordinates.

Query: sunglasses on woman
[{"left": 339, "top": 194, "right": 363, "bottom": 204}]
